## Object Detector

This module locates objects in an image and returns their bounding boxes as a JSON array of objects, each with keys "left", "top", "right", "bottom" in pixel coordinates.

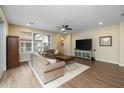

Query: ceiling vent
[{"left": 120, "top": 13, "right": 124, "bottom": 16}]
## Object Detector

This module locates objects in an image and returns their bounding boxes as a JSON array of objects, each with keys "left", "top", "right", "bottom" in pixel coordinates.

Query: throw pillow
[
  {"left": 47, "top": 58, "right": 56, "bottom": 64},
  {"left": 55, "top": 50, "right": 59, "bottom": 54}
]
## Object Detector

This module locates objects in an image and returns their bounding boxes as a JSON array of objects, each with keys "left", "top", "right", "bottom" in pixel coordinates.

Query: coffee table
[{"left": 56, "top": 55, "right": 75, "bottom": 63}]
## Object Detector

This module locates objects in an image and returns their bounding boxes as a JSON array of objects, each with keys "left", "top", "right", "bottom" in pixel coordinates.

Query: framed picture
[{"left": 99, "top": 36, "right": 112, "bottom": 46}]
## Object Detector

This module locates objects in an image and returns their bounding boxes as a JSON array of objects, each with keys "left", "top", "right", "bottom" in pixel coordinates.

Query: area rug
[{"left": 42, "top": 62, "right": 89, "bottom": 88}]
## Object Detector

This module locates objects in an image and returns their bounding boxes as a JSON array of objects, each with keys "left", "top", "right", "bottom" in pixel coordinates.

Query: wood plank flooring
[
  {"left": 0, "top": 58, "right": 124, "bottom": 88},
  {"left": 61, "top": 58, "right": 124, "bottom": 88},
  {"left": 0, "top": 62, "right": 41, "bottom": 88}
]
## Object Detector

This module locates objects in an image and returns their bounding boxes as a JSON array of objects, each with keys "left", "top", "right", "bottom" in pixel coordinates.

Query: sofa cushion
[{"left": 39, "top": 55, "right": 49, "bottom": 66}]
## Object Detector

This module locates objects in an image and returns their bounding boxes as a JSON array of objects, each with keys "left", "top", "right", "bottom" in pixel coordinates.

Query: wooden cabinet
[{"left": 7, "top": 36, "right": 20, "bottom": 69}]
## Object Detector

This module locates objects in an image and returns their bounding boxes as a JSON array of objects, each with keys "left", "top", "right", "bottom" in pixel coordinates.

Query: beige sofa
[{"left": 31, "top": 53, "right": 65, "bottom": 84}]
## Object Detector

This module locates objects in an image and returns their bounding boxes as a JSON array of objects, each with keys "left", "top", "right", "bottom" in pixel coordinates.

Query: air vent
[
  {"left": 28, "top": 22, "right": 34, "bottom": 25},
  {"left": 120, "top": 13, "right": 124, "bottom": 16}
]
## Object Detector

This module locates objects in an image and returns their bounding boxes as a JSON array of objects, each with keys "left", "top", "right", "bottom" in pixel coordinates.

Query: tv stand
[{"left": 74, "top": 49, "right": 95, "bottom": 61}]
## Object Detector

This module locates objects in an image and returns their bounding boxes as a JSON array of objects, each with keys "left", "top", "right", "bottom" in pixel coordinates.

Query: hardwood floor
[
  {"left": 0, "top": 62, "right": 41, "bottom": 88},
  {"left": 61, "top": 58, "right": 124, "bottom": 88},
  {"left": 0, "top": 58, "right": 124, "bottom": 88}
]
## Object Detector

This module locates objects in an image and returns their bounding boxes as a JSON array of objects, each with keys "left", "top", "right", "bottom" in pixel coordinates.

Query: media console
[{"left": 74, "top": 49, "right": 95, "bottom": 61}]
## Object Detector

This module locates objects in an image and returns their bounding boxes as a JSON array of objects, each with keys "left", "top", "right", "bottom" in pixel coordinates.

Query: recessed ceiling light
[
  {"left": 98, "top": 22, "right": 103, "bottom": 25},
  {"left": 26, "top": 23, "right": 30, "bottom": 26},
  {"left": 120, "top": 13, "right": 124, "bottom": 16}
]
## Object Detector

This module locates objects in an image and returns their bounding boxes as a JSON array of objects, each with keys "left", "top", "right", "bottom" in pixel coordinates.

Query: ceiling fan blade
[
  {"left": 65, "top": 25, "right": 69, "bottom": 28},
  {"left": 66, "top": 28, "right": 72, "bottom": 30},
  {"left": 62, "top": 30, "right": 66, "bottom": 32}
]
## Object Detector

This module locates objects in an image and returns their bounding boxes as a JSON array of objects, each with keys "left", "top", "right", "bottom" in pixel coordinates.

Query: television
[{"left": 76, "top": 39, "right": 92, "bottom": 50}]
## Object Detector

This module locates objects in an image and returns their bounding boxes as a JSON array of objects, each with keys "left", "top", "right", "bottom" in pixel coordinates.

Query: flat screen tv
[{"left": 76, "top": 39, "right": 92, "bottom": 50}]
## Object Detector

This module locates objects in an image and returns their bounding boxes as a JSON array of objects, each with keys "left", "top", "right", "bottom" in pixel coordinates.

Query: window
[
  {"left": 33, "top": 41, "right": 42, "bottom": 52},
  {"left": 20, "top": 32, "right": 32, "bottom": 40},
  {"left": 25, "top": 42, "right": 32, "bottom": 52},
  {"left": 33, "top": 33, "right": 43, "bottom": 52},
  {"left": 43, "top": 35, "right": 50, "bottom": 51},
  {"left": 33, "top": 33, "right": 43, "bottom": 41},
  {"left": 20, "top": 41, "right": 25, "bottom": 53},
  {"left": 19, "top": 32, "right": 51, "bottom": 53},
  {"left": 20, "top": 41, "right": 32, "bottom": 53},
  {"left": 20, "top": 32, "right": 33, "bottom": 54},
  {"left": 33, "top": 33, "right": 50, "bottom": 52}
]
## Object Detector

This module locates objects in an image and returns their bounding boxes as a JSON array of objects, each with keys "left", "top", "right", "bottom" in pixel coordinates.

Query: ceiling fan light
[{"left": 61, "top": 28, "right": 65, "bottom": 31}]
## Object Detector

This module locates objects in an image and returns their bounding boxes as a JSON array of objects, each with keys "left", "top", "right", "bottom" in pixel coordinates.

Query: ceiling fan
[{"left": 56, "top": 25, "right": 72, "bottom": 34}]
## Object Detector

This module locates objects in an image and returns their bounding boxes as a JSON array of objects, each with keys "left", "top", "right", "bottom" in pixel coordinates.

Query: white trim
[
  {"left": 93, "top": 59, "right": 124, "bottom": 67},
  {"left": 19, "top": 59, "right": 32, "bottom": 62},
  {"left": 0, "top": 71, "right": 4, "bottom": 79},
  {"left": 28, "top": 61, "right": 44, "bottom": 86},
  {"left": 96, "top": 58, "right": 118, "bottom": 64},
  {"left": 119, "top": 64, "right": 124, "bottom": 67}
]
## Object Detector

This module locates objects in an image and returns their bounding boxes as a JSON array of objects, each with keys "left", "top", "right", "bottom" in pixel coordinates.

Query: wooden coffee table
[{"left": 56, "top": 55, "right": 75, "bottom": 63}]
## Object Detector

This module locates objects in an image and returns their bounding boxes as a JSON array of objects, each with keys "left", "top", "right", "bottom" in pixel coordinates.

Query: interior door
[{"left": 7, "top": 36, "right": 20, "bottom": 69}]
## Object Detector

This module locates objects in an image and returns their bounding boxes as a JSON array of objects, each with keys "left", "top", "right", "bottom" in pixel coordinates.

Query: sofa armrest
[{"left": 43, "top": 61, "right": 65, "bottom": 72}]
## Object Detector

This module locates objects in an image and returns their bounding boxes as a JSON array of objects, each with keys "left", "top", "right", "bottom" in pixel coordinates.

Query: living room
[{"left": 0, "top": 5, "right": 124, "bottom": 89}]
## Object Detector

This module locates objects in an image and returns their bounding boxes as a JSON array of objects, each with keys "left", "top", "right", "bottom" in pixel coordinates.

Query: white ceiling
[{"left": 2, "top": 5, "right": 124, "bottom": 33}]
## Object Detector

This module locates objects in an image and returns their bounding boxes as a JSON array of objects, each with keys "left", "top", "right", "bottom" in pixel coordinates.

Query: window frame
[{"left": 19, "top": 32, "right": 51, "bottom": 54}]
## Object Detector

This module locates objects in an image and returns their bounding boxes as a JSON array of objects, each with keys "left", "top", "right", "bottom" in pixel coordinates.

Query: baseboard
[
  {"left": 28, "top": 62, "right": 44, "bottom": 86},
  {"left": 0, "top": 71, "right": 4, "bottom": 79},
  {"left": 96, "top": 59, "right": 118, "bottom": 64},
  {"left": 96, "top": 59, "right": 124, "bottom": 67},
  {"left": 119, "top": 64, "right": 124, "bottom": 67}
]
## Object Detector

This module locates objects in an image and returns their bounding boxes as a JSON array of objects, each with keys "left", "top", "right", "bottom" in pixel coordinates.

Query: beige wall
[
  {"left": 56, "top": 23, "right": 124, "bottom": 66},
  {"left": 64, "top": 34, "right": 72, "bottom": 55},
  {"left": 8, "top": 24, "right": 58, "bottom": 49},
  {"left": 55, "top": 34, "right": 65, "bottom": 53},
  {"left": 119, "top": 22, "right": 124, "bottom": 66},
  {"left": 71, "top": 24, "right": 120, "bottom": 64},
  {"left": 55, "top": 34, "right": 72, "bottom": 55}
]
